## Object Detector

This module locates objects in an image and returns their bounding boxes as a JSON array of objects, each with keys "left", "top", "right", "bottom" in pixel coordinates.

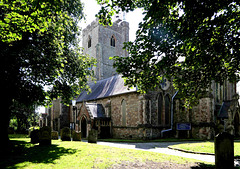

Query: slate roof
[
  {"left": 76, "top": 75, "right": 137, "bottom": 103},
  {"left": 85, "top": 103, "right": 106, "bottom": 119}
]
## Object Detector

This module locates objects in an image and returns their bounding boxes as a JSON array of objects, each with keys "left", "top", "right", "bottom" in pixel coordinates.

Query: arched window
[
  {"left": 121, "top": 99, "right": 126, "bottom": 126},
  {"left": 81, "top": 116, "right": 87, "bottom": 138},
  {"left": 157, "top": 94, "right": 163, "bottom": 125},
  {"left": 165, "top": 95, "right": 171, "bottom": 126},
  {"left": 110, "top": 35, "right": 115, "bottom": 47},
  {"left": 88, "top": 35, "right": 91, "bottom": 48}
]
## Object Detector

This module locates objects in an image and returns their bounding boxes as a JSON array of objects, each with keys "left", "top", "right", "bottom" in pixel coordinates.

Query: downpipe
[{"left": 161, "top": 90, "right": 179, "bottom": 138}]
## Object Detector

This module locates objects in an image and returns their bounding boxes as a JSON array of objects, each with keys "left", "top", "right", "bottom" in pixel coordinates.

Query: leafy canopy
[
  {"left": 97, "top": 0, "right": 240, "bottom": 105},
  {"left": 1, "top": 0, "right": 96, "bottom": 106}
]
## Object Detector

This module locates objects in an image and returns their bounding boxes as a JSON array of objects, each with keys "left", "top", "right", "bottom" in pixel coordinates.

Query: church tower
[{"left": 82, "top": 19, "right": 129, "bottom": 81}]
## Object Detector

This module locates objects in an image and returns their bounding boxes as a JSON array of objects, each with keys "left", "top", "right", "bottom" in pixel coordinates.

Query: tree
[
  {"left": 9, "top": 101, "right": 39, "bottom": 133},
  {"left": 1, "top": 0, "right": 96, "bottom": 153},
  {"left": 97, "top": 0, "right": 240, "bottom": 105}
]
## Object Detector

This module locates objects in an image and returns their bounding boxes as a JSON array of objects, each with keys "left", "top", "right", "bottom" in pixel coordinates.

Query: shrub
[
  {"left": 61, "top": 127, "right": 71, "bottom": 141},
  {"left": 51, "top": 131, "right": 59, "bottom": 140},
  {"left": 72, "top": 131, "right": 81, "bottom": 141}
]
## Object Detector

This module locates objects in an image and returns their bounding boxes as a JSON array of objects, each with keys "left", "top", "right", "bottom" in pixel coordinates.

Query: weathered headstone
[
  {"left": 72, "top": 131, "right": 81, "bottom": 141},
  {"left": 39, "top": 126, "right": 51, "bottom": 146},
  {"left": 88, "top": 129, "right": 97, "bottom": 143},
  {"left": 215, "top": 132, "right": 234, "bottom": 169},
  {"left": 51, "top": 131, "right": 59, "bottom": 140},
  {"left": 61, "top": 127, "right": 71, "bottom": 141},
  {"left": 30, "top": 129, "right": 40, "bottom": 144}
]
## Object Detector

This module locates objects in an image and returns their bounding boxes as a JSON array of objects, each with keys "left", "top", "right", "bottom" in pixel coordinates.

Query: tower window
[
  {"left": 88, "top": 35, "right": 91, "bottom": 48},
  {"left": 110, "top": 35, "right": 115, "bottom": 47}
]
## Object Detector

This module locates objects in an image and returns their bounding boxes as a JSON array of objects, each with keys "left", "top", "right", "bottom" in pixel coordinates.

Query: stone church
[{"left": 45, "top": 18, "right": 239, "bottom": 140}]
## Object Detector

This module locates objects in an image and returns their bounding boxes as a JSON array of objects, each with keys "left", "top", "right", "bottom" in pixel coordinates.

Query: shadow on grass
[
  {"left": 191, "top": 163, "right": 215, "bottom": 169},
  {"left": 0, "top": 140, "right": 77, "bottom": 169}
]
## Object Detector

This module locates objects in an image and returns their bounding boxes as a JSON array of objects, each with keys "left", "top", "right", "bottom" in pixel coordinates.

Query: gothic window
[
  {"left": 88, "top": 35, "right": 91, "bottom": 48},
  {"left": 121, "top": 99, "right": 126, "bottom": 126},
  {"left": 165, "top": 95, "right": 171, "bottom": 126},
  {"left": 110, "top": 35, "right": 115, "bottom": 47},
  {"left": 157, "top": 93, "right": 163, "bottom": 125}
]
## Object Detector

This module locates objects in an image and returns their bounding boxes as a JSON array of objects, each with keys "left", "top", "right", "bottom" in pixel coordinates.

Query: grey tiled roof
[{"left": 76, "top": 75, "right": 137, "bottom": 102}]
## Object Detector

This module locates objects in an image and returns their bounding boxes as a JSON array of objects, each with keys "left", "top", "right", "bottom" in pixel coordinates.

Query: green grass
[
  {"left": 1, "top": 137, "right": 213, "bottom": 169},
  {"left": 170, "top": 141, "right": 240, "bottom": 156},
  {"left": 8, "top": 134, "right": 29, "bottom": 138}
]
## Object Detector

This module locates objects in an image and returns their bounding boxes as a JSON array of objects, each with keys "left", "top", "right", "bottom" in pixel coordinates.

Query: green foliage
[
  {"left": 1, "top": 0, "right": 96, "bottom": 147},
  {"left": 10, "top": 101, "right": 39, "bottom": 133},
  {"left": 97, "top": 0, "right": 240, "bottom": 105},
  {"left": 9, "top": 118, "right": 18, "bottom": 132},
  {"left": 61, "top": 127, "right": 71, "bottom": 141},
  {"left": 1, "top": 0, "right": 96, "bottom": 106}
]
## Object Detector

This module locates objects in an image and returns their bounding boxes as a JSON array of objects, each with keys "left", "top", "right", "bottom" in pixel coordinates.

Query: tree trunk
[{"left": 0, "top": 99, "right": 12, "bottom": 154}]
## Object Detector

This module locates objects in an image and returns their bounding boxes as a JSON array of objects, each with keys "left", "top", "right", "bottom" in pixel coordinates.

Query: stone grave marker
[
  {"left": 88, "top": 129, "right": 97, "bottom": 143},
  {"left": 215, "top": 132, "right": 234, "bottom": 169},
  {"left": 51, "top": 131, "right": 59, "bottom": 140},
  {"left": 30, "top": 129, "right": 40, "bottom": 144},
  {"left": 61, "top": 127, "right": 71, "bottom": 141},
  {"left": 72, "top": 131, "right": 81, "bottom": 141},
  {"left": 39, "top": 126, "right": 51, "bottom": 146}
]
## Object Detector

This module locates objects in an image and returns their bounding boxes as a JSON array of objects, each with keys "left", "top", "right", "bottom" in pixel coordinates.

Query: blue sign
[{"left": 177, "top": 123, "right": 191, "bottom": 130}]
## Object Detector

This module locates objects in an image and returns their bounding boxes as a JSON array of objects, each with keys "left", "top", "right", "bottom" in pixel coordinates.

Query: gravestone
[
  {"left": 61, "top": 127, "right": 71, "bottom": 141},
  {"left": 72, "top": 131, "right": 81, "bottom": 141},
  {"left": 51, "top": 131, "right": 59, "bottom": 140},
  {"left": 215, "top": 132, "right": 234, "bottom": 169},
  {"left": 88, "top": 129, "right": 97, "bottom": 143},
  {"left": 39, "top": 126, "right": 51, "bottom": 146},
  {"left": 30, "top": 129, "right": 40, "bottom": 144}
]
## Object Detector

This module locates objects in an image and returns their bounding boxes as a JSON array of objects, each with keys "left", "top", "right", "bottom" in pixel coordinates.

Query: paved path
[{"left": 95, "top": 141, "right": 215, "bottom": 163}]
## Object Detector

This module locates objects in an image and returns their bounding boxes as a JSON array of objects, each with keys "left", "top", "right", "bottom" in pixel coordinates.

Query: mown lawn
[
  {"left": 1, "top": 137, "right": 213, "bottom": 169},
  {"left": 170, "top": 141, "right": 240, "bottom": 156}
]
